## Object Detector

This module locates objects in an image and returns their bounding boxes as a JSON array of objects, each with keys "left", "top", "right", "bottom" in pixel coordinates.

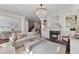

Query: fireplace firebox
[{"left": 50, "top": 31, "right": 60, "bottom": 43}]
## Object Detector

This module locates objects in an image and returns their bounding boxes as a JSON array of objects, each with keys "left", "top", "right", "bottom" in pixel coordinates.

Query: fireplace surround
[{"left": 50, "top": 31, "right": 60, "bottom": 43}]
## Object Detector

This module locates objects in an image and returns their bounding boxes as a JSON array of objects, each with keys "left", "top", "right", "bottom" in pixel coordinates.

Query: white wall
[
  {"left": 48, "top": 11, "right": 79, "bottom": 35},
  {"left": 41, "top": 10, "right": 79, "bottom": 39},
  {"left": 0, "top": 15, "right": 21, "bottom": 31},
  {"left": 58, "top": 12, "right": 79, "bottom": 36},
  {"left": 47, "top": 15, "right": 60, "bottom": 30},
  {"left": 21, "top": 17, "right": 28, "bottom": 34},
  {"left": 0, "top": 10, "right": 28, "bottom": 33}
]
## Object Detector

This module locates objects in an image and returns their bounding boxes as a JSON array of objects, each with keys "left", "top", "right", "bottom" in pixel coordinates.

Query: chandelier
[{"left": 35, "top": 4, "right": 47, "bottom": 19}]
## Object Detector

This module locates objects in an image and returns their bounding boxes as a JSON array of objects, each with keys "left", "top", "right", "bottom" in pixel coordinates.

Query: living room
[{"left": 0, "top": 4, "right": 79, "bottom": 54}]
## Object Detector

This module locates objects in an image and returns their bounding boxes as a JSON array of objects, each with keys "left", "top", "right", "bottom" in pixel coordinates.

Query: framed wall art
[{"left": 66, "top": 15, "right": 77, "bottom": 31}]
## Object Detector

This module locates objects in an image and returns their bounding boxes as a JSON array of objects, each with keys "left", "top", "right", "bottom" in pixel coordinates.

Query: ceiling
[{"left": 0, "top": 4, "right": 78, "bottom": 21}]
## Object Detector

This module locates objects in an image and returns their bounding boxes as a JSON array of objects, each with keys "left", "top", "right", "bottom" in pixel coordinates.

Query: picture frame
[{"left": 66, "top": 15, "right": 77, "bottom": 31}]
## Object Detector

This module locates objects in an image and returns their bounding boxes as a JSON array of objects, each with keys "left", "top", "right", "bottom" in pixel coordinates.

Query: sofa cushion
[{"left": 14, "top": 35, "right": 39, "bottom": 48}]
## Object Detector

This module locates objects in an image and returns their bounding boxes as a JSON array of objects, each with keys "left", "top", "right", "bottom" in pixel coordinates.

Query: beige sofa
[{"left": 10, "top": 35, "right": 40, "bottom": 48}]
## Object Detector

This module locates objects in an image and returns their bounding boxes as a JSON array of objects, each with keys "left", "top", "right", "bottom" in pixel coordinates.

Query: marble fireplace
[{"left": 50, "top": 31, "right": 60, "bottom": 43}]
